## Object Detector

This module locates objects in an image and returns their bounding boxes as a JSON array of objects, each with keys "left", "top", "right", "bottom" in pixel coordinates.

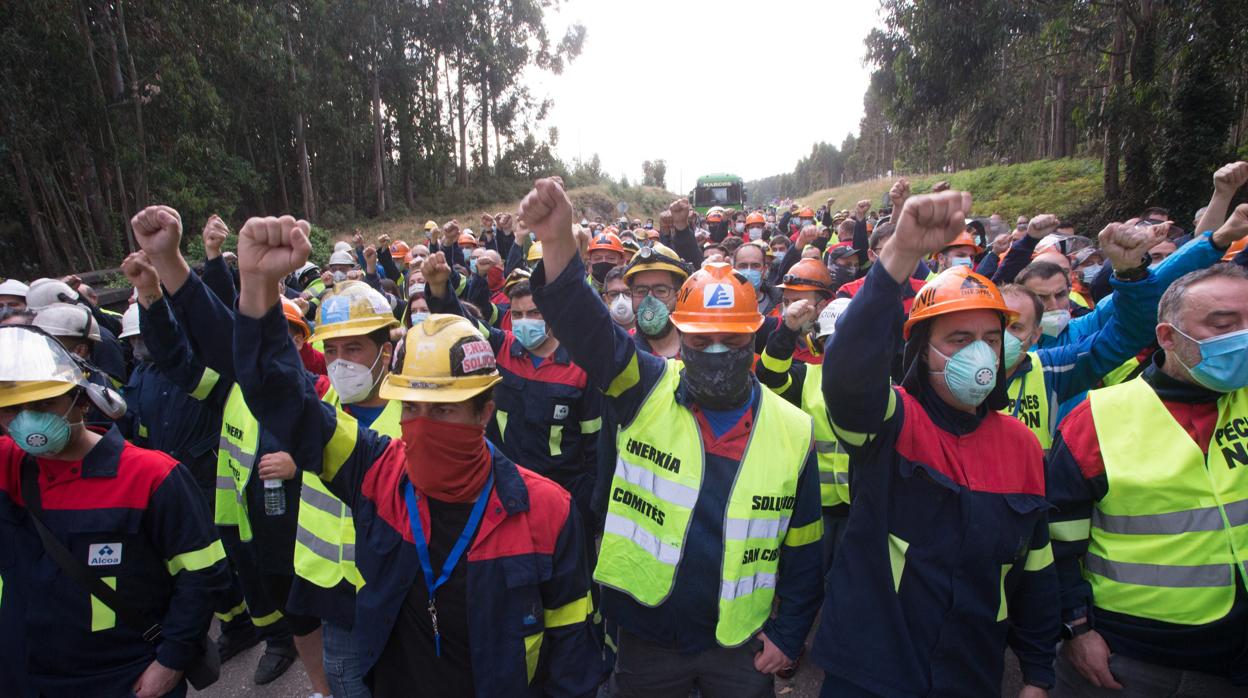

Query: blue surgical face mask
[
  {"left": 950, "top": 256, "right": 974, "bottom": 269},
  {"left": 410, "top": 311, "right": 429, "bottom": 326},
  {"left": 740, "top": 268, "right": 763, "bottom": 290},
  {"left": 929, "top": 340, "right": 998, "bottom": 407},
  {"left": 512, "top": 318, "right": 548, "bottom": 350},
  {"left": 9, "top": 400, "right": 79, "bottom": 456},
  {"left": 469, "top": 258, "right": 480, "bottom": 275},
  {"left": 1003, "top": 330, "right": 1025, "bottom": 369},
  {"left": 1172, "top": 327, "right": 1248, "bottom": 392},
  {"left": 1079, "top": 267, "right": 1099, "bottom": 285}
]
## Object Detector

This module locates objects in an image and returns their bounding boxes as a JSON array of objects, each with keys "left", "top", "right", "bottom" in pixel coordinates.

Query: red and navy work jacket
[
  {"left": 812, "top": 263, "right": 1060, "bottom": 695},
  {"left": 0, "top": 427, "right": 229, "bottom": 696},
  {"left": 233, "top": 302, "right": 607, "bottom": 697}
]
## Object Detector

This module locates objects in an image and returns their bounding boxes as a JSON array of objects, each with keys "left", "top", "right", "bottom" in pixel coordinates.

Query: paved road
[{"left": 192, "top": 622, "right": 1024, "bottom": 697}]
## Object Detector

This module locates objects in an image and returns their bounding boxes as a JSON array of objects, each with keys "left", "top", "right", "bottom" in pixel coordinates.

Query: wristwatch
[
  {"left": 1113, "top": 259, "right": 1150, "bottom": 282},
  {"left": 1061, "top": 619, "right": 1093, "bottom": 640}
]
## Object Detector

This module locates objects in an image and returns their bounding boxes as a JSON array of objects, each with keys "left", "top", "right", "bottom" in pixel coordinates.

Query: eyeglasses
[
  {"left": 605, "top": 290, "right": 628, "bottom": 302},
  {"left": 629, "top": 285, "right": 675, "bottom": 300}
]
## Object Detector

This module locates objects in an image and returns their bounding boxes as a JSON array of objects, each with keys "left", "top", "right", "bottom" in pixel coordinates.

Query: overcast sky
[{"left": 524, "top": 0, "right": 881, "bottom": 191}]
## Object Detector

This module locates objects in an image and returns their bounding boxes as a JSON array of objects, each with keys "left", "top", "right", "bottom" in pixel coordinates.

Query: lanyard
[
  {"left": 1010, "top": 372, "right": 1027, "bottom": 418},
  {"left": 403, "top": 471, "right": 493, "bottom": 658}
]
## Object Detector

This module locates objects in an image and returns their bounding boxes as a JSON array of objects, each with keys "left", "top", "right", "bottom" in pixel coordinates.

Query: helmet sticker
[
  {"left": 455, "top": 338, "right": 495, "bottom": 375},
  {"left": 703, "top": 283, "right": 735, "bottom": 309}
]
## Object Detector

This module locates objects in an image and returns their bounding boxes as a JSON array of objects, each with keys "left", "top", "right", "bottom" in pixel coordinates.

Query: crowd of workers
[{"left": 1, "top": 160, "right": 1247, "bottom": 698}]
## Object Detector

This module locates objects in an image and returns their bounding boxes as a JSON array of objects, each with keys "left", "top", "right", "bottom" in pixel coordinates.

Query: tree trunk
[
  {"left": 270, "top": 119, "right": 290, "bottom": 213},
  {"left": 371, "top": 15, "right": 386, "bottom": 216},
  {"left": 114, "top": 0, "right": 149, "bottom": 209},
  {"left": 1122, "top": 0, "right": 1158, "bottom": 207},
  {"left": 285, "top": 26, "right": 316, "bottom": 221},
  {"left": 456, "top": 51, "right": 469, "bottom": 187},
  {"left": 480, "top": 69, "right": 490, "bottom": 177},
  {"left": 1102, "top": 3, "right": 1127, "bottom": 201},
  {"left": 80, "top": 0, "right": 134, "bottom": 251},
  {"left": 8, "top": 148, "right": 58, "bottom": 272},
  {"left": 68, "top": 137, "right": 115, "bottom": 260}
]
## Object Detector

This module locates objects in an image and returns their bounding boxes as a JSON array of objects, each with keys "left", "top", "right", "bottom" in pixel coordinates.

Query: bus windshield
[{"left": 694, "top": 183, "right": 742, "bottom": 207}]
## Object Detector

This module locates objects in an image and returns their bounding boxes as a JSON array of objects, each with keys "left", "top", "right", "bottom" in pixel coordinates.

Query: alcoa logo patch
[
  {"left": 88, "top": 543, "right": 122, "bottom": 567},
  {"left": 703, "top": 283, "right": 734, "bottom": 309}
]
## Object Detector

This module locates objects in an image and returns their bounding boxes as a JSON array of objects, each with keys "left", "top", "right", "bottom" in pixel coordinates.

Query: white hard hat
[
  {"left": 816, "top": 297, "right": 852, "bottom": 339},
  {"left": 0, "top": 279, "right": 29, "bottom": 298},
  {"left": 333, "top": 241, "right": 353, "bottom": 254},
  {"left": 33, "top": 303, "right": 101, "bottom": 343},
  {"left": 119, "top": 303, "right": 141, "bottom": 339},
  {"left": 328, "top": 250, "right": 356, "bottom": 267},
  {"left": 0, "top": 326, "right": 89, "bottom": 408},
  {"left": 26, "top": 278, "right": 79, "bottom": 310}
]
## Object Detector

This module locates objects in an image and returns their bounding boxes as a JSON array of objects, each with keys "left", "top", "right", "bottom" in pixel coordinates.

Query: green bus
[{"left": 690, "top": 173, "right": 747, "bottom": 215}]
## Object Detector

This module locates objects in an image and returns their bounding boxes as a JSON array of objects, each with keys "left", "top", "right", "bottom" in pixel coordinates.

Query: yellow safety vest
[
  {"left": 294, "top": 386, "right": 402, "bottom": 592},
  {"left": 595, "top": 361, "right": 815, "bottom": 647},
  {"left": 216, "top": 385, "right": 259, "bottom": 540},
  {"left": 1070, "top": 290, "right": 1092, "bottom": 310},
  {"left": 1086, "top": 377, "right": 1248, "bottom": 625},
  {"left": 798, "top": 364, "right": 850, "bottom": 506},
  {"left": 1099, "top": 357, "right": 1143, "bottom": 387},
  {"left": 1001, "top": 353, "right": 1052, "bottom": 450}
]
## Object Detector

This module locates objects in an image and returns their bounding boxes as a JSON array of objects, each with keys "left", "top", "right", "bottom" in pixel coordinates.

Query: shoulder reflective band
[{"left": 403, "top": 471, "right": 493, "bottom": 658}]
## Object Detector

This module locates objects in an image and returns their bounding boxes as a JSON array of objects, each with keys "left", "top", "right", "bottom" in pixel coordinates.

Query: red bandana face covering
[
  {"left": 400, "top": 416, "right": 491, "bottom": 502},
  {"left": 487, "top": 265, "right": 505, "bottom": 293}
]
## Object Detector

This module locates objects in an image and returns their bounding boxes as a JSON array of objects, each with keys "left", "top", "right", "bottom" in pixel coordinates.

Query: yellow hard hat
[
  {"left": 424, "top": 220, "right": 438, "bottom": 231},
  {"left": 0, "top": 326, "right": 88, "bottom": 408},
  {"left": 527, "top": 241, "right": 543, "bottom": 262},
  {"left": 311, "top": 280, "right": 399, "bottom": 342},
  {"left": 624, "top": 242, "right": 691, "bottom": 283},
  {"left": 379, "top": 314, "right": 501, "bottom": 403}
]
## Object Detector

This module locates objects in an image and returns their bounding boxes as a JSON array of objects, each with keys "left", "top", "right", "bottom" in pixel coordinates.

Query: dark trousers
[
  {"left": 610, "top": 629, "right": 773, "bottom": 698},
  {"left": 1054, "top": 650, "right": 1242, "bottom": 698}
]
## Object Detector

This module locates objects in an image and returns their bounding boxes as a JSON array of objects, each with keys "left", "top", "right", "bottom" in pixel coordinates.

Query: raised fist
[
  {"left": 855, "top": 199, "right": 871, "bottom": 214},
  {"left": 931, "top": 181, "right": 951, "bottom": 194},
  {"left": 1213, "top": 161, "right": 1248, "bottom": 196},
  {"left": 1213, "top": 204, "right": 1248, "bottom": 249},
  {"left": 202, "top": 214, "right": 229, "bottom": 259},
  {"left": 669, "top": 198, "right": 692, "bottom": 230},
  {"left": 363, "top": 245, "right": 378, "bottom": 271},
  {"left": 441, "top": 220, "right": 461, "bottom": 246},
  {"left": 480, "top": 213, "right": 495, "bottom": 229},
  {"left": 352, "top": 230, "right": 364, "bottom": 248},
  {"left": 826, "top": 197, "right": 836, "bottom": 208},
  {"left": 889, "top": 191, "right": 974, "bottom": 258},
  {"left": 1026, "top": 214, "right": 1060, "bottom": 240},
  {"left": 496, "top": 213, "right": 514, "bottom": 233},
  {"left": 121, "top": 251, "right": 160, "bottom": 300},
  {"left": 237, "top": 216, "right": 312, "bottom": 283},
  {"left": 320, "top": 270, "right": 335, "bottom": 288},
  {"left": 519, "top": 177, "right": 574, "bottom": 245},
  {"left": 797, "top": 225, "right": 819, "bottom": 249},
  {"left": 783, "top": 298, "right": 818, "bottom": 332},
  {"left": 377, "top": 233, "right": 391, "bottom": 247},
  {"left": 1099, "top": 221, "right": 1167, "bottom": 272},
  {"left": 889, "top": 178, "right": 910, "bottom": 211},
  {"left": 420, "top": 251, "right": 452, "bottom": 297},
  {"left": 131, "top": 205, "right": 184, "bottom": 260}
]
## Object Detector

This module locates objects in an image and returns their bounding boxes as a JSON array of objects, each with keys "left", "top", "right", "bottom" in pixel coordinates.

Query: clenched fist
[
  {"left": 131, "top": 205, "right": 184, "bottom": 260},
  {"left": 1213, "top": 161, "right": 1248, "bottom": 196},
  {"left": 1026, "top": 214, "right": 1060, "bottom": 240},
  {"left": 121, "top": 251, "right": 161, "bottom": 306},
  {"left": 1099, "top": 221, "right": 1167, "bottom": 272},
  {"left": 421, "top": 251, "right": 452, "bottom": 298},
  {"left": 1213, "top": 203, "right": 1248, "bottom": 250},
  {"left": 202, "top": 215, "right": 229, "bottom": 260},
  {"left": 889, "top": 178, "right": 910, "bottom": 212},
  {"left": 889, "top": 190, "right": 974, "bottom": 259},
  {"left": 520, "top": 177, "right": 573, "bottom": 245},
  {"left": 669, "top": 198, "right": 692, "bottom": 231},
  {"left": 237, "top": 216, "right": 312, "bottom": 283}
]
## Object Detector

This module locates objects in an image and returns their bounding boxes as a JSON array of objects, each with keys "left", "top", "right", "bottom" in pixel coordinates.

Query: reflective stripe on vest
[
  {"left": 1001, "top": 353, "right": 1052, "bottom": 450},
  {"left": 216, "top": 385, "right": 259, "bottom": 540},
  {"left": 293, "top": 385, "right": 402, "bottom": 591},
  {"left": 1087, "top": 377, "right": 1248, "bottom": 625},
  {"left": 594, "top": 360, "right": 814, "bottom": 647},
  {"left": 799, "top": 364, "right": 849, "bottom": 506},
  {"left": 1100, "top": 357, "right": 1143, "bottom": 387}
]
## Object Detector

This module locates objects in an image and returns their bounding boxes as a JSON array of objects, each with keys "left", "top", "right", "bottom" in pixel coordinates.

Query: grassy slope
[
  {"left": 800, "top": 158, "right": 1104, "bottom": 221},
  {"left": 341, "top": 184, "right": 680, "bottom": 243}
]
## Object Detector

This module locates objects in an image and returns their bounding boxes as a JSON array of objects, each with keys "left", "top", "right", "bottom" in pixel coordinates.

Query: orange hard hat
[
  {"left": 706, "top": 210, "right": 724, "bottom": 223},
  {"left": 669, "top": 262, "right": 764, "bottom": 334},
  {"left": 604, "top": 225, "right": 620, "bottom": 236},
  {"left": 796, "top": 206, "right": 815, "bottom": 218},
  {"left": 588, "top": 232, "right": 626, "bottom": 255},
  {"left": 940, "top": 230, "right": 983, "bottom": 255},
  {"left": 646, "top": 228, "right": 661, "bottom": 240},
  {"left": 458, "top": 232, "right": 478, "bottom": 247},
  {"left": 281, "top": 297, "right": 310, "bottom": 339},
  {"left": 1223, "top": 238, "right": 1246, "bottom": 262},
  {"left": 903, "top": 266, "right": 1017, "bottom": 339},
  {"left": 776, "top": 258, "right": 835, "bottom": 294},
  {"left": 746, "top": 211, "right": 766, "bottom": 226},
  {"left": 389, "top": 240, "right": 411, "bottom": 259}
]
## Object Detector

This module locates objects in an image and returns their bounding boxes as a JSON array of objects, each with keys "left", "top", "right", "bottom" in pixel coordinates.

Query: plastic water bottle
[{"left": 263, "top": 479, "right": 286, "bottom": 516}]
